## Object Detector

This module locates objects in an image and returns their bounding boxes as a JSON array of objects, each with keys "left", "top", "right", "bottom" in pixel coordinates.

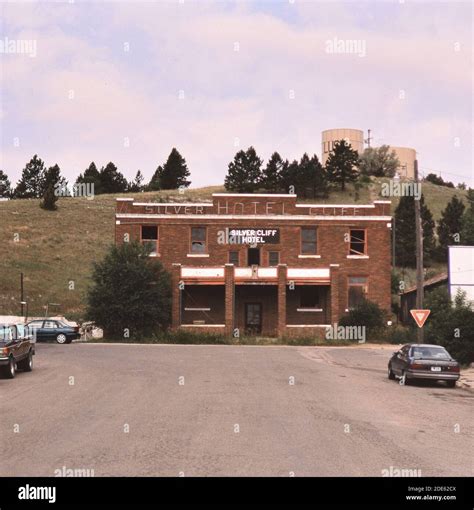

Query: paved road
[{"left": 1, "top": 343, "right": 473, "bottom": 477}]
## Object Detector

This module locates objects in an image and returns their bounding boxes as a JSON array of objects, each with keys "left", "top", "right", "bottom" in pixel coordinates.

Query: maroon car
[
  {"left": 0, "top": 324, "right": 35, "bottom": 379},
  {"left": 388, "top": 344, "right": 460, "bottom": 387}
]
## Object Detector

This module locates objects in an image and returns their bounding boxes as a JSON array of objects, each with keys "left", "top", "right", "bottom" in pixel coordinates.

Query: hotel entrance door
[{"left": 245, "top": 303, "right": 262, "bottom": 335}]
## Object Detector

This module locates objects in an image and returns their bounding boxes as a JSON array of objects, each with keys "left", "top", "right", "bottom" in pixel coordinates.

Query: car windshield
[
  {"left": 411, "top": 346, "right": 451, "bottom": 360},
  {"left": 0, "top": 325, "right": 14, "bottom": 343}
]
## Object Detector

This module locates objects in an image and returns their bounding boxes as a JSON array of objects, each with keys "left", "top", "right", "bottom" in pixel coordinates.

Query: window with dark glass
[
  {"left": 349, "top": 229, "right": 366, "bottom": 255},
  {"left": 141, "top": 226, "right": 158, "bottom": 255},
  {"left": 229, "top": 251, "right": 239, "bottom": 265},
  {"left": 191, "top": 227, "right": 206, "bottom": 253},
  {"left": 348, "top": 276, "right": 368, "bottom": 308},
  {"left": 268, "top": 251, "right": 279, "bottom": 266},
  {"left": 300, "top": 287, "right": 321, "bottom": 308},
  {"left": 301, "top": 227, "right": 317, "bottom": 254}
]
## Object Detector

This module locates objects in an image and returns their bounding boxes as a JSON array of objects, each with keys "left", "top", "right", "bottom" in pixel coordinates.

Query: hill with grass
[{"left": 0, "top": 179, "right": 467, "bottom": 320}]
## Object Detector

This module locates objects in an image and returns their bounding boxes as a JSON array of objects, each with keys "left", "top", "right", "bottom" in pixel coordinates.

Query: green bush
[
  {"left": 386, "top": 325, "right": 417, "bottom": 345},
  {"left": 424, "top": 288, "right": 474, "bottom": 364},
  {"left": 339, "top": 299, "right": 387, "bottom": 342}
]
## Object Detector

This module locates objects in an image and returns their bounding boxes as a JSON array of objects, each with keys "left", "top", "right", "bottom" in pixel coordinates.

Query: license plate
[{"left": 431, "top": 366, "right": 442, "bottom": 372}]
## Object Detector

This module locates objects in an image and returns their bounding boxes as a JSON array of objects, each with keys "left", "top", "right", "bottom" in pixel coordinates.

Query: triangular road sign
[{"left": 410, "top": 309, "right": 431, "bottom": 328}]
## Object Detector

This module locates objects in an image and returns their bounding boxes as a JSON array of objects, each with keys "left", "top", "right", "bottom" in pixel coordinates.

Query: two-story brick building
[{"left": 115, "top": 193, "right": 392, "bottom": 337}]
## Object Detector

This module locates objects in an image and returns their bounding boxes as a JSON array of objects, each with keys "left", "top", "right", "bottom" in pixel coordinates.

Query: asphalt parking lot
[{"left": 2, "top": 343, "right": 473, "bottom": 477}]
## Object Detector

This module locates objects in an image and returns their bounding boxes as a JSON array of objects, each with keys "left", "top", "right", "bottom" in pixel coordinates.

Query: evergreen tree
[
  {"left": 460, "top": 189, "right": 474, "bottom": 245},
  {"left": 99, "top": 162, "right": 128, "bottom": 194},
  {"left": 42, "top": 164, "right": 68, "bottom": 197},
  {"left": 86, "top": 242, "right": 172, "bottom": 337},
  {"left": 76, "top": 162, "right": 102, "bottom": 195},
  {"left": 14, "top": 155, "right": 46, "bottom": 198},
  {"left": 260, "top": 152, "right": 286, "bottom": 192},
  {"left": 325, "top": 140, "right": 360, "bottom": 191},
  {"left": 128, "top": 170, "right": 144, "bottom": 193},
  {"left": 358, "top": 145, "right": 399, "bottom": 177},
  {"left": 147, "top": 165, "right": 163, "bottom": 191},
  {"left": 0, "top": 170, "right": 12, "bottom": 198},
  {"left": 158, "top": 148, "right": 191, "bottom": 190},
  {"left": 297, "top": 153, "right": 328, "bottom": 198},
  {"left": 224, "top": 146, "right": 263, "bottom": 193},
  {"left": 40, "top": 182, "right": 58, "bottom": 211},
  {"left": 394, "top": 194, "right": 435, "bottom": 267},
  {"left": 279, "top": 159, "right": 299, "bottom": 195},
  {"left": 436, "top": 196, "right": 465, "bottom": 260}
]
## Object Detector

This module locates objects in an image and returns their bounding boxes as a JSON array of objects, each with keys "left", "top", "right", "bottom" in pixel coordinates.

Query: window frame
[
  {"left": 300, "top": 227, "right": 318, "bottom": 255},
  {"left": 190, "top": 226, "right": 208, "bottom": 254},
  {"left": 299, "top": 286, "right": 322, "bottom": 309},
  {"left": 268, "top": 251, "right": 280, "bottom": 267},
  {"left": 348, "top": 228, "right": 367, "bottom": 256},
  {"left": 140, "top": 225, "right": 159, "bottom": 256},
  {"left": 228, "top": 251, "right": 239, "bottom": 265},
  {"left": 347, "top": 275, "right": 369, "bottom": 309}
]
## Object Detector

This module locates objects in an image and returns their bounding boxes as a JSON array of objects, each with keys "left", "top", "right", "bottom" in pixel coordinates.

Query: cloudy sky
[{"left": 0, "top": 1, "right": 472, "bottom": 187}]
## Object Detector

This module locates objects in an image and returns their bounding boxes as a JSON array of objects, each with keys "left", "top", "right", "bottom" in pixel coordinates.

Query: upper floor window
[
  {"left": 141, "top": 226, "right": 158, "bottom": 255},
  {"left": 349, "top": 229, "right": 366, "bottom": 255},
  {"left": 301, "top": 227, "right": 317, "bottom": 255},
  {"left": 229, "top": 251, "right": 239, "bottom": 265},
  {"left": 191, "top": 227, "right": 207, "bottom": 253},
  {"left": 268, "top": 251, "right": 280, "bottom": 266}
]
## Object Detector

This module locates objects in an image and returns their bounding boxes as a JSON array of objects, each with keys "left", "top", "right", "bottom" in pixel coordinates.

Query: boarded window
[
  {"left": 229, "top": 251, "right": 239, "bottom": 265},
  {"left": 141, "top": 226, "right": 158, "bottom": 255},
  {"left": 301, "top": 228, "right": 317, "bottom": 254},
  {"left": 268, "top": 251, "right": 280, "bottom": 266},
  {"left": 348, "top": 276, "right": 368, "bottom": 308},
  {"left": 349, "top": 229, "right": 366, "bottom": 255},
  {"left": 191, "top": 227, "right": 206, "bottom": 253}
]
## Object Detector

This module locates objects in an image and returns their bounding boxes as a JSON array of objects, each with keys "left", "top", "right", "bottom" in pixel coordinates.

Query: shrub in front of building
[
  {"left": 339, "top": 299, "right": 387, "bottom": 342},
  {"left": 86, "top": 242, "right": 171, "bottom": 338}
]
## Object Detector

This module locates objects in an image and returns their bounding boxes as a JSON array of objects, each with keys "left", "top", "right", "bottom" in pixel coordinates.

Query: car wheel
[
  {"left": 399, "top": 371, "right": 409, "bottom": 386},
  {"left": 18, "top": 350, "right": 33, "bottom": 372},
  {"left": 446, "top": 380, "right": 456, "bottom": 388},
  {"left": 388, "top": 364, "right": 395, "bottom": 380},
  {"left": 56, "top": 334, "right": 67, "bottom": 344},
  {"left": 1, "top": 356, "right": 16, "bottom": 379}
]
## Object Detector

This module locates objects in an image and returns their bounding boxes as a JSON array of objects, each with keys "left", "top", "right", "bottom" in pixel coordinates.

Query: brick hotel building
[{"left": 115, "top": 193, "right": 392, "bottom": 337}]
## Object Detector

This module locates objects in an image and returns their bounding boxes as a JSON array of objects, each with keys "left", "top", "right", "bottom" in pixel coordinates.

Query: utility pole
[
  {"left": 20, "top": 272, "right": 24, "bottom": 316},
  {"left": 414, "top": 159, "right": 424, "bottom": 342}
]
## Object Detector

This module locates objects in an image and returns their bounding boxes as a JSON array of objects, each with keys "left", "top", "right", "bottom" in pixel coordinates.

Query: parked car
[
  {"left": 388, "top": 344, "right": 460, "bottom": 387},
  {"left": 26, "top": 319, "right": 80, "bottom": 344},
  {"left": 0, "top": 324, "right": 35, "bottom": 379}
]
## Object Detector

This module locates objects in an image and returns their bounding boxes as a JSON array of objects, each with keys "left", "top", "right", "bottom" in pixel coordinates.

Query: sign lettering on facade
[{"left": 227, "top": 228, "right": 280, "bottom": 244}]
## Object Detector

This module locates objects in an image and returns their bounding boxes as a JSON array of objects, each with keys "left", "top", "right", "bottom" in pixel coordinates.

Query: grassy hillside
[{"left": 0, "top": 180, "right": 466, "bottom": 319}]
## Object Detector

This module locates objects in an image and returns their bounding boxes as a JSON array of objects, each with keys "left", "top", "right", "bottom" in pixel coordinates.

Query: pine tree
[
  {"left": 40, "top": 183, "right": 58, "bottom": 211},
  {"left": 279, "top": 159, "right": 299, "bottom": 195},
  {"left": 0, "top": 170, "right": 12, "bottom": 198},
  {"left": 460, "top": 189, "right": 474, "bottom": 245},
  {"left": 358, "top": 145, "right": 399, "bottom": 177},
  {"left": 158, "top": 148, "right": 191, "bottom": 190},
  {"left": 128, "top": 170, "right": 144, "bottom": 192},
  {"left": 42, "top": 164, "right": 68, "bottom": 197},
  {"left": 76, "top": 162, "right": 102, "bottom": 195},
  {"left": 437, "top": 196, "right": 466, "bottom": 260},
  {"left": 14, "top": 155, "right": 46, "bottom": 198},
  {"left": 99, "top": 162, "right": 128, "bottom": 194},
  {"left": 224, "top": 147, "right": 263, "bottom": 193},
  {"left": 260, "top": 152, "right": 286, "bottom": 192},
  {"left": 325, "top": 140, "right": 359, "bottom": 191},
  {"left": 147, "top": 165, "right": 163, "bottom": 191},
  {"left": 394, "top": 194, "right": 435, "bottom": 267},
  {"left": 297, "top": 153, "right": 328, "bottom": 198}
]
